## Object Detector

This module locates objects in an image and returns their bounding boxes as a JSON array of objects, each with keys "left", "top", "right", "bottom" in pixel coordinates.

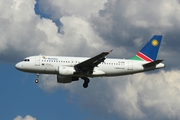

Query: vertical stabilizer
[{"left": 131, "top": 35, "right": 163, "bottom": 61}]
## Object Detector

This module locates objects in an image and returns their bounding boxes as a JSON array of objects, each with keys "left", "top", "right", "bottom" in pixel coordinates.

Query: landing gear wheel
[
  {"left": 83, "top": 83, "right": 88, "bottom": 88},
  {"left": 35, "top": 73, "right": 40, "bottom": 83},
  {"left": 35, "top": 79, "right": 39, "bottom": 83},
  {"left": 82, "top": 77, "right": 90, "bottom": 88}
]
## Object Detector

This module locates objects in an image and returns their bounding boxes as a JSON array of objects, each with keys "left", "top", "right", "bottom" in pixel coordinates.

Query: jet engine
[
  {"left": 57, "top": 75, "right": 79, "bottom": 83},
  {"left": 58, "top": 66, "right": 75, "bottom": 75}
]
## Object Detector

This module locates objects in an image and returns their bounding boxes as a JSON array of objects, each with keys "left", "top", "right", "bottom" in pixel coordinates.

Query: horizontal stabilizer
[{"left": 143, "top": 60, "right": 163, "bottom": 68}]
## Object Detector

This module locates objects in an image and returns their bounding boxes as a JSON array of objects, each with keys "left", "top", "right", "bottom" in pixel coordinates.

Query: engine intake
[{"left": 58, "top": 66, "right": 75, "bottom": 75}]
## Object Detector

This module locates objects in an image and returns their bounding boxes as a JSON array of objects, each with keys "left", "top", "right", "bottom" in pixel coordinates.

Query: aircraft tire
[
  {"left": 83, "top": 83, "right": 88, "bottom": 88},
  {"left": 35, "top": 79, "right": 39, "bottom": 83}
]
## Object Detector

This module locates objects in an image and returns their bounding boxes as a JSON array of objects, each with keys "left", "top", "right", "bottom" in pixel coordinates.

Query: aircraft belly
[
  {"left": 99, "top": 64, "right": 145, "bottom": 76},
  {"left": 98, "top": 66, "right": 126, "bottom": 76}
]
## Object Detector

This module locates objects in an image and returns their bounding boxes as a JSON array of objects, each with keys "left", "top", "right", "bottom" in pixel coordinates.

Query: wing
[{"left": 74, "top": 50, "right": 113, "bottom": 74}]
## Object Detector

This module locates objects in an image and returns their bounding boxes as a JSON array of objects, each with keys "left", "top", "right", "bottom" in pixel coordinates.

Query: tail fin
[{"left": 131, "top": 35, "right": 163, "bottom": 62}]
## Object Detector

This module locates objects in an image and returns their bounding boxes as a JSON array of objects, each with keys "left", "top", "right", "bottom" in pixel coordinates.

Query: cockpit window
[{"left": 24, "top": 59, "right": 30, "bottom": 62}]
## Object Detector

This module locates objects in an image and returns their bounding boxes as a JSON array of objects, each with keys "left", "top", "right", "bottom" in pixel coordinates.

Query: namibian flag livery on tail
[{"left": 131, "top": 35, "right": 163, "bottom": 61}]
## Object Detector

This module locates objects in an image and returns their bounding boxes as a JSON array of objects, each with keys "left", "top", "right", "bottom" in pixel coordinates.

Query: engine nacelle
[
  {"left": 58, "top": 66, "right": 75, "bottom": 75},
  {"left": 57, "top": 75, "right": 79, "bottom": 83}
]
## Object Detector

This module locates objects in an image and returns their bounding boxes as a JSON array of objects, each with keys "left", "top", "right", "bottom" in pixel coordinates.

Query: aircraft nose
[{"left": 15, "top": 62, "right": 23, "bottom": 70}]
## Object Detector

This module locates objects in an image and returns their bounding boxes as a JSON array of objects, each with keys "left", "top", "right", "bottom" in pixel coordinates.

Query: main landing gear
[
  {"left": 82, "top": 77, "right": 90, "bottom": 88},
  {"left": 35, "top": 73, "right": 39, "bottom": 83}
]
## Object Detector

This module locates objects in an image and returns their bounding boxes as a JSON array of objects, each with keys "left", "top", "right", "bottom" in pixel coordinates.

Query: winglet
[{"left": 108, "top": 50, "right": 113, "bottom": 54}]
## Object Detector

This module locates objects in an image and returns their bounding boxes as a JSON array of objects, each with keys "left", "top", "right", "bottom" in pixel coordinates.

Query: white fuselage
[{"left": 15, "top": 55, "right": 165, "bottom": 78}]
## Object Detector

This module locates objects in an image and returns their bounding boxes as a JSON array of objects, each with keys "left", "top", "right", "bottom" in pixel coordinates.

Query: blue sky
[{"left": 1, "top": 0, "right": 180, "bottom": 120}]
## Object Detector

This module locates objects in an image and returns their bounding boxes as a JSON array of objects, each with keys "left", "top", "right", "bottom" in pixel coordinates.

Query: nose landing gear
[{"left": 35, "top": 73, "right": 39, "bottom": 83}]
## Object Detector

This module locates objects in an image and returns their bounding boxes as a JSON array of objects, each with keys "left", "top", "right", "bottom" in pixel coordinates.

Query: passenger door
[{"left": 35, "top": 55, "right": 40, "bottom": 66}]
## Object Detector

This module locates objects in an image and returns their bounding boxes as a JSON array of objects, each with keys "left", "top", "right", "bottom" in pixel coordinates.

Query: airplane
[{"left": 15, "top": 35, "right": 165, "bottom": 88}]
